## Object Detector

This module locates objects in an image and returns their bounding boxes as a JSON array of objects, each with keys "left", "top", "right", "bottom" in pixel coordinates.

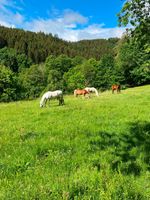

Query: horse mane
[
  {"left": 40, "top": 92, "right": 48, "bottom": 107},
  {"left": 92, "top": 87, "right": 99, "bottom": 96},
  {"left": 85, "top": 87, "right": 99, "bottom": 96}
]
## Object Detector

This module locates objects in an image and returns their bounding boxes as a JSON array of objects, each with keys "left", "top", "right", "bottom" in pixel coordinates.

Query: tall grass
[{"left": 0, "top": 85, "right": 150, "bottom": 199}]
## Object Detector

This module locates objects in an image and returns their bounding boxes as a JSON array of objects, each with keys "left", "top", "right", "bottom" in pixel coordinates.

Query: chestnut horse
[
  {"left": 74, "top": 89, "right": 89, "bottom": 97},
  {"left": 112, "top": 84, "right": 121, "bottom": 94}
]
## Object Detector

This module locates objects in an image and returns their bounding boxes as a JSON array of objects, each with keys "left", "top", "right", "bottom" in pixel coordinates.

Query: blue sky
[{"left": 0, "top": 0, "right": 126, "bottom": 41}]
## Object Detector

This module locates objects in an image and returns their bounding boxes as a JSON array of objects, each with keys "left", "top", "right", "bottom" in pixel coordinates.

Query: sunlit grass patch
[{"left": 0, "top": 85, "right": 150, "bottom": 199}]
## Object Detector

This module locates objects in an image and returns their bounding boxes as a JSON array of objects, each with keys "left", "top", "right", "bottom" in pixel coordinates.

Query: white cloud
[
  {"left": 14, "top": 13, "right": 24, "bottom": 24},
  {"left": 0, "top": 20, "right": 15, "bottom": 28},
  {"left": 71, "top": 26, "right": 126, "bottom": 41},
  {"left": 23, "top": 10, "right": 89, "bottom": 40},
  {"left": 24, "top": 19, "right": 126, "bottom": 41},
  {"left": 0, "top": 0, "right": 24, "bottom": 27},
  {"left": 72, "top": 26, "right": 126, "bottom": 41},
  {"left": 0, "top": 1, "right": 125, "bottom": 41},
  {"left": 61, "top": 9, "right": 88, "bottom": 25}
]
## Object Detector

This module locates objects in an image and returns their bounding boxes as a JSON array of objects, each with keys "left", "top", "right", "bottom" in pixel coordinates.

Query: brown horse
[
  {"left": 74, "top": 89, "right": 89, "bottom": 97},
  {"left": 112, "top": 84, "right": 121, "bottom": 94}
]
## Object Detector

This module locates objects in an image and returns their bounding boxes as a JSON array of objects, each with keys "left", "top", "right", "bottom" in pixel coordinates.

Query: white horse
[
  {"left": 85, "top": 87, "right": 99, "bottom": 96},
  {"left": 40, "top": 90, "right": 64, "bottom": 107}
]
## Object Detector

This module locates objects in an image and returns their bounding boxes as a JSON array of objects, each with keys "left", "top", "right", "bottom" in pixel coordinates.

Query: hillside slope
[
  {"left": 0, "top": 26, "right": 118, "bottom": 63},
  {"left": 0, "top": 85, "right": 150, "bottom": 199}
]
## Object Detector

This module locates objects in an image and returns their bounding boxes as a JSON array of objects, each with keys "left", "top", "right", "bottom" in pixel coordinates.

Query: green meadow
[{"left": 0, "top": 85, "right": 150, "bottom": 200}]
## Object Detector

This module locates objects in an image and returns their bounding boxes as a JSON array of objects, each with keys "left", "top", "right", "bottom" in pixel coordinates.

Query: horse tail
[{"left": 74, "top": 90, "right": 77, "bottom": 97}]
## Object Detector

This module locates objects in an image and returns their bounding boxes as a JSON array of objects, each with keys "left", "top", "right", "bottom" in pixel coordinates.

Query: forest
[{"left": 0, "top": 0, "right": 150, "bottom": 102}]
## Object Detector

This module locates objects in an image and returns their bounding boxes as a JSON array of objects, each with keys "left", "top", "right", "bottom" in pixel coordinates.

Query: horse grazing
[
  {"left": 85, "top": 87, "right": 99, "bottom": 96},
  {"left": 74, "top": 89, "right": 89, "bottom": 97},
  {"left": 40, "top": 90, "right": 64, "bottom": 107},
  {"left": 112, "top": 84, "right": 121, "bottom": 94}
]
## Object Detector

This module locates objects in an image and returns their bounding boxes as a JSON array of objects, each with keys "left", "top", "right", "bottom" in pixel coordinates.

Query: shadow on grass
[
  {"left": 20, "top": 131, "right": 38, "bottom": 141},
  {"left": 89, "top": 121, "right": 150, "bottom": 175}
]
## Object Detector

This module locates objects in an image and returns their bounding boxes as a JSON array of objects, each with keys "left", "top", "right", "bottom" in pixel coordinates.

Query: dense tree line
[
  {"left": 117, "top": 0, "right": 150, "bottom": 86},
  {"left": 0, "top": 49, "right": 115, "bottom": 102},
  {"left": 0, "top": 0, "right": 149, "bottom": 102},
  {"left": 0, "top": 42, "right": 149, "bottom": 102},
  {"left": 0, "top": 26, "right": 118, "bottom": 63}
]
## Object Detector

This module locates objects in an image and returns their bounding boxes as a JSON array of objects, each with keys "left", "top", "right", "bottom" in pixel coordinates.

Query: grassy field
[{"left": 0, "top": 85, "right": 150, "bottom": 199}]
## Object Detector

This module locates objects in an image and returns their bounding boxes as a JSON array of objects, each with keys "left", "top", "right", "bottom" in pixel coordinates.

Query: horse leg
[
  {"left": 58, "top": 97, "right": 62, "bottom": 106},
  {"left": 117, "top": 87, "right": 119, "bottom": 93},
  {"left": 62, "top": 98, "right": 64, "bottom": 105},
  {"left": 59, "top": 97, "right": 64, "bottom": 105},
  {"left": 117, "top": 86, "right": 121, "bottom": 93},
  {"left": 83, "top": 93, "right": 89, "bottom": 99},
  {"left": 58, "top": 96, "right": 62, "bottom": 106},
  {"left": 59, "top": 98, "right": 61, "bottom": 106},
  {"left": 61, "top": 97, "right": 64, "bottom": 105},
  {"left": 45, "top": 99, "right": 47, "bottom": 107},
  {"left": 85, "top": 93, "right": 89, "bottom": 98},
  {"left": 48, "top": 99, "right": 51, "bottom": 106}
]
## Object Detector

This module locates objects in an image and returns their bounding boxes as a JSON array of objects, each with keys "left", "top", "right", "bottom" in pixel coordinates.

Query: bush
[{"left": 0, "top": 65, "right": 19, "bottom": 102}]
